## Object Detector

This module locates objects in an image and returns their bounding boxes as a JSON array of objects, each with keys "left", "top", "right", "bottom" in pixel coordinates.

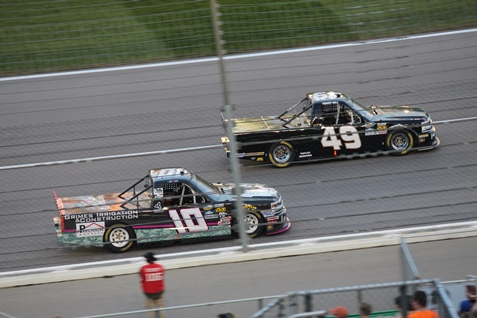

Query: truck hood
[
  {"left": 231, "top": 116, "right": 283, "bottom": 133},
  {"left": 370, "top": 105, "right": 428, "bottom": 121}
]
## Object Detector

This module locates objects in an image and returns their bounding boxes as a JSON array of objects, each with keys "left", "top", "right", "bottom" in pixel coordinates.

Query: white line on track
[
  {"left": 0, "top": 117, "right": 475, "bottom": 171},
  {"left": 1, "top": 28, "right": 476, "bottom": 82}
]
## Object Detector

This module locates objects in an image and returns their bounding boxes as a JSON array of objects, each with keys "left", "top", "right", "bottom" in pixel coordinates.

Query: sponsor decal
[
  {"left": 204, "top": 210, "right": 218, "bottom": 219},
  {"left": 218, "top": 216, "right": 231, "bottom": 225},
  {"left": 154, "top": 188, "right": 164, "bottom": 197},
  {"left": 76, "top": 222, "right": 105, "bottom": 237},
  {"left": 150, "top": 168, "right": 183, "bottom": 178},
  {"left": 377, "top": 123, "right": 387, "bottom": 130},
  {"left": 261, "top": 211, "right": 274, "bottom": 217},
  {"left": 236, "top": 152, "right": 265, "bottom": 158},
  {"left": 257, "top": 157, "right": 264, "bottom": 162},
  {"left": 215, "top": 207, "right": 226, "bottom": 213},
  {"left": 218, "top": 212, "right": 228, "bottom": 218},
  {"left": 65, "top": 210, "right": 139, "bottom": 223},
  {"left": 365, "top": 130, "right": 387, "bottom": 136},
  {"left": 243, "top": 204, "right": 257, "bottom": 210},
  {"left": 299, "top": 151, "right": 312, "bottom": 158},
  {"left": 203, "top": 205, "right": 213, "bottom": 211},
  {"left": 419, "top": 134, "right": 429, "bottom": 138},
  {"left": 214, "top": 203, "right": 224, "bottom": 208},
  {"left": 153, "top": 201, "right": 162, "bottom": 210},
  {"left": 267, "top": 216, "right": 279, "bottom": 222}
]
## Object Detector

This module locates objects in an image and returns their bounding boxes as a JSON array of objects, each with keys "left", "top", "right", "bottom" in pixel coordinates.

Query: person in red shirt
[{"left": 140, "top": 252, "right": 165, "bottom": 318}]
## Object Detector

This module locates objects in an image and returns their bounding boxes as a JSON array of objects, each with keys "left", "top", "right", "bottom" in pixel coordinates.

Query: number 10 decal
[
  {"left": 169, "top": 208, "right": 208, "bottom": 234},
  {"left": 321, "top": 126, "right": 361, "bottom": 150}
]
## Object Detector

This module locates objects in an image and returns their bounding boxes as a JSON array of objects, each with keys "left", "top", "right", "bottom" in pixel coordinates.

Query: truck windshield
[
  {"left": 194, "top": 174, "right": 221, "bottom": 200},
  {"left": 350, "top": 98, "right": 374, "bottom": 121}
]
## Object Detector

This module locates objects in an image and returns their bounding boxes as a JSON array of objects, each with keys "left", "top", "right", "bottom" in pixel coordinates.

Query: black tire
[
  {"left": 103, "top": 224, "right": 136, "bottom": 253},
  {"left": 386, "top": 129, "right": 414, "bottom": 156},
  {"left": 244, "top": 211, "right": 265, "bottom": 238},
  {"left": 268, "top": 141, "right": 295, "bottom": 168}
]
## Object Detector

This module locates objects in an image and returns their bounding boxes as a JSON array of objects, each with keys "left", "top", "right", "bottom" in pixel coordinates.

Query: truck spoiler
[
  {"left": 53, "top": 191, "right": 66, "bottom": 216},
  {"left": 53, "top": 191, "right": 151, "bottom": 214}
]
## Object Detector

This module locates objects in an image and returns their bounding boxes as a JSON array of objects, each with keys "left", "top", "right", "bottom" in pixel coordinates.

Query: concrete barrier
[{"left": 1, "top": 221, "right": 476, "bottom": 288}]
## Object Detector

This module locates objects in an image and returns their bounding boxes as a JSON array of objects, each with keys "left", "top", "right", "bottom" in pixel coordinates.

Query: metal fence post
[
  {"left": 210, "top": 0, "right": 249, "bottom": 251},
  {"left": 357, "top": 289, "right": 363, "bottom": 309},
  {"left": 400, "top": 236, "right": 421, "bottom": 295},
  {"left": 305, "top": 293, "right": 313, "bottom": 315}
]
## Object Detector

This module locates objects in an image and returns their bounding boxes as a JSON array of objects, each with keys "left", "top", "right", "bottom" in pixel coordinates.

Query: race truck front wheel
[
  {"left": 245, "top": 211, "right": 265, "bottom": 238},
  {"left": 386, "top": 129, "right": 414, "bottom": 156},
  {"left": 103, "top": 224, "right": 136, "bottom": 253},
  {"left": 268, "top": 141, "right": 295, "bottom": 168}
]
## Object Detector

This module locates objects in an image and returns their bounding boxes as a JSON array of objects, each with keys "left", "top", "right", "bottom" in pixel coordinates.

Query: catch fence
[
  {"left": 1, "top": 0, "right": 476, "bottom": 76},
  {"left": 67, "top": 277, "right": 474, "bottom": 318}
]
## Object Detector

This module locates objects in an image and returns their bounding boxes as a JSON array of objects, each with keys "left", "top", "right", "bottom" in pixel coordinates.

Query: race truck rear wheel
[
  {"left": 268, "top": 141, "right": 295, "bottom": 168},
  {"left": 245, "top": 211, "right": 265, "bottom": 238},
  {"left": 103, "top": 224, "right": 136, "bottom": 253},
  {"left": 386, "top": 129, "right": 414, "bottom": 156}
]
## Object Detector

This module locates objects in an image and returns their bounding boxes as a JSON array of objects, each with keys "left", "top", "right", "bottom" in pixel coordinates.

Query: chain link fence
[
  {"left": 63, "top": 278, "right": 465, "bottom": 318},
  {"left": 252, "top": 279, "right": 458, "bottom": 318},
  {"left": 1, "top": 79, "right": 477, "bottom": 271},
  {"left": 1, "top": 1, "right": 477, "bottom": 317}
]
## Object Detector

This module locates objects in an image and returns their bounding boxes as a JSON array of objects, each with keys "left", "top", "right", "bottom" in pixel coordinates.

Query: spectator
[
  {"left": 360, "top": 302, "right": 372, "bottom": 318},
  {"left": 217, "top": 313, "right": 237, "bottom": 318},
  {"left": 140, "top": 252, "right": 166, "bottom": 318},
  {"left": 459, "top": 285, "right": 477, "bottom": 317},
  {"left": 330, "top": 306, "right": 349, "bottom": 318},
  {"left": 408, "top": 290, "right": 438, "bottom": 318},
  {"left": 395, "top": 295, "right": 414, "bottom": 318}
]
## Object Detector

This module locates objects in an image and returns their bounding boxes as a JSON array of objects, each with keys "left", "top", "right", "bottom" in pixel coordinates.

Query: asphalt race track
[{"left": 0, "top": 29, "right": 476, "bottom": 272}]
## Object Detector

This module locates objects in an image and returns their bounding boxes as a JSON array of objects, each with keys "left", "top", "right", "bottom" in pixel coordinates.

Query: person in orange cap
[{"left": 330, "top": 306, "right": 349, "bottom": 318}]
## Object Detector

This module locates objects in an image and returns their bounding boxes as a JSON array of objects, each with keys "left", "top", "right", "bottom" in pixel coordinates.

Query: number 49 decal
[
  {"left": 169, "top": 208, "right": 208, "bottom": 234},
  {"left": 321, "top": 126, "right": 361, "bottom": 150}
]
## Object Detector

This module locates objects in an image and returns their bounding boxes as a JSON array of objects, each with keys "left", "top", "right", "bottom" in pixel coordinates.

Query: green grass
[{"left": 0, "top": 0, "right": 476, "bottom": 76}]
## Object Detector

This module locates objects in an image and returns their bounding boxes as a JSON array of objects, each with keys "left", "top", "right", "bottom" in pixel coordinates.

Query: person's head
[
  {"left": 143, "top": 252, "right": 157, "bottom": 264},
  {"left": 359, "top": 303, "right": 372, "bottom": 317},
  {"left": 412, "top": 290, "right": 428, "bottom": 309},
  {"left": 466, "top": 285, "right": 477, "bottom": 303},
  {"left": 330, "top": 306, "right": 349, "bottom": 318},
  {"left": 395, "top": 295, "right": 413, "bottom": 311}
]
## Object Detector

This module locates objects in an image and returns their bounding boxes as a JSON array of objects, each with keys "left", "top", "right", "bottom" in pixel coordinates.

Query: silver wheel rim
[
  {"left": 272, "top": 144, "right": 292, "bottom": 164},
  {"left": 109, "top": 228, "right": 129, "bottom": 248},
  {"left": 391, "top": 132, "right": 410, "bottom": 151},
  {"left": 245, "top": 213, "right": 259, "bottom": 234}
]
